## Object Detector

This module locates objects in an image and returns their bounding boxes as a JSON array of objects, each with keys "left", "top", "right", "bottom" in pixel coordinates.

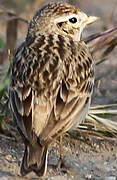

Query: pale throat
[{"left": 71, "top": 28, "right": 83, "bottom": 42}]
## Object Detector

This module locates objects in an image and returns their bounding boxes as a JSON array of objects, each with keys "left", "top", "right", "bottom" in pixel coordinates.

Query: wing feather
[
  {"left": 32, "top": 93, "right": 53, "bottom": 136},
  {"left": 9, "top": 35, "right": 94, "bottom": 146}
]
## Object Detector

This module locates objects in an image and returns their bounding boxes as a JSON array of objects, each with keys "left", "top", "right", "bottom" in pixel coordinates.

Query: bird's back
[{"left": 10, "top": 33, "right": 94, "bottom": 144}]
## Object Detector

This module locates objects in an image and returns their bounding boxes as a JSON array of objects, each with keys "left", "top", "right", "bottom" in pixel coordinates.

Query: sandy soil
[{"left": 0, "top": 130, "right": 117, "bottom": 180}]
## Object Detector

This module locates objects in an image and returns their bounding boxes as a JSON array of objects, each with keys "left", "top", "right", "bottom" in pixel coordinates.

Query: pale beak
[{"left": 86, "top": 16, "right": 99, "bottom": 25}]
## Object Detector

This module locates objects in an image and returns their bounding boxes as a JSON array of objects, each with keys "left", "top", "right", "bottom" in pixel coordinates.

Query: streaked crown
[{"left": 27, "top": 2, "right": 98, "bottom": 41}]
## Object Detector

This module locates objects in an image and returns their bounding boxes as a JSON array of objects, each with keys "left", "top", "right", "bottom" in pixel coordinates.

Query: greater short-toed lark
[{"left": 9, "top": 1, "right": 97, "bottom": 177}]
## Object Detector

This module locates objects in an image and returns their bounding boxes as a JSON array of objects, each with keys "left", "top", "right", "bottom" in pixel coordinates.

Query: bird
[{"left": 9, "top": 1, "right": 97, "bottom": 177}]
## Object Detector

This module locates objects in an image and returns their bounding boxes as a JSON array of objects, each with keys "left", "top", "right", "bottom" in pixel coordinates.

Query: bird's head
[{"left": 28, "top": 2, "right": 98, "bottom": 41}]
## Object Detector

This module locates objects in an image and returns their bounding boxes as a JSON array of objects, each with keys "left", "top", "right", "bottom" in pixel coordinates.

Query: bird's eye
[{"left": 69, "top": 17, "right": 77, "bottom": 23}]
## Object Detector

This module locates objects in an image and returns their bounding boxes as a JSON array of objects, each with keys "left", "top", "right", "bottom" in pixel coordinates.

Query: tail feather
[{"left": 20, "top": 143, "right": 48, "bottom": 177}]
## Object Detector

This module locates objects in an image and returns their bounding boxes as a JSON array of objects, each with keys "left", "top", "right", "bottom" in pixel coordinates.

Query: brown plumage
[{"left": 9, "top": 2, "right": 97, "bottom": 177}]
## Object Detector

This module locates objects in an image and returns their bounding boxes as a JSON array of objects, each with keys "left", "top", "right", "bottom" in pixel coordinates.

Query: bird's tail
[{"left": 20, "top": 143, "right": 48, "bottom": 177}]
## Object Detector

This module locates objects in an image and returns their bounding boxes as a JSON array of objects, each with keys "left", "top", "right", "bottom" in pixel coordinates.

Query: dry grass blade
[
  {"left": 85, "top": 27, "right": 117, "bottom": 64},
  {"left": 84, "top": 104, "right": 117, "bottom": 134},
  {"left": 70, "top": 104, "right": 117, "bottom": 140},
  {"left": 89, "top": 109, "right": 117, "bottom": 115},
  {"left": 86, "top": 114, "right": 117, "bottom": 132},
  {"left": 90, "top": 104, "right": 117, "bottom": 109}
]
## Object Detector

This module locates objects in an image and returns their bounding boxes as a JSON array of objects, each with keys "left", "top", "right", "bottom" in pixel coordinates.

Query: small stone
[
  {"left": 5, "top": 155, "right": 12, "bottom": 161},
  {"left": 85, "top": 174, "right": 92, "bottom": 179},
  {"left": 83, "top": 166, "right": 88, "bottom": 170}
]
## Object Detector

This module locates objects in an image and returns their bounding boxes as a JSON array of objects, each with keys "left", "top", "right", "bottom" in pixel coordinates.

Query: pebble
[{"left": 85, "top": 174, "right": 92, "bottom": 179}]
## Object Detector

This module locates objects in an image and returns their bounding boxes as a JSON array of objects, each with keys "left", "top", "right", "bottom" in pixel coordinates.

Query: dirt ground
[
  {"left": 1, "top": 130, "right": 117, "bottom": 180},
  {"left": 0, "top": 0, "right": 117, "bottom": 179}
]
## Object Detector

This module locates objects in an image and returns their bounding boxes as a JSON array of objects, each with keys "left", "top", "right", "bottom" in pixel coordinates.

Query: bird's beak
[{"left": 86, "top": 16, "right": 99, "bottom": 25}]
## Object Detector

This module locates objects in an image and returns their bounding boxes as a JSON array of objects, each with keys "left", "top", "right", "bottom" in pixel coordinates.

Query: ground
[
  {"left": 0, "top": 130, "right": 117, "bottom": 180},
  {"left": 0, "top": 0, "right": 117, "bottom": 179}
]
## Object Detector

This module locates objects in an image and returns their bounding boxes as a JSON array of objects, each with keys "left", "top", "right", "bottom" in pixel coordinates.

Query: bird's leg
[
  {"left": 57, "top": 134, "right": 64, "bottom": 169},
  {"left": 60, "top": 134, "right": 63, "bottom": 159}
]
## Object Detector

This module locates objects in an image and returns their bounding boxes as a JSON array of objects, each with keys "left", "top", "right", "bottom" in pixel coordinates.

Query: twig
[{"left": 0, "top": 9, "right": 28, "bottom": 24}]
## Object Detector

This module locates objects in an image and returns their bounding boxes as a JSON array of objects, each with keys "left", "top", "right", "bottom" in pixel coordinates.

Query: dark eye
[{"left": 69, "top": 17, "right": 77, "bottom": 23}]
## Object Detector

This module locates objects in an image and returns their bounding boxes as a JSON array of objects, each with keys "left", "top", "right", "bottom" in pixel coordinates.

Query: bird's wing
[
  {"left": 9, "top": 35, "right": 94, "bottom": 145},
  {"left": 9, "top": 42, "right": 33, "bottom": 141},
  {"left": 38, "top": 39, "right": 94, "bottom": 144},
  {"left": 9, "top": 34, "right": 64, "bottom": 142}
]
